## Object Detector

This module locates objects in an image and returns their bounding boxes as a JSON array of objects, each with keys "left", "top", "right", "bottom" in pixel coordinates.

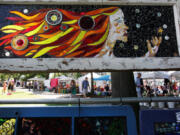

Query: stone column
[
  {"left": 111, "top": 71, "right": 139, "bottom": 132},
  {"left": 112, "top": 72, "right": 137, "bottom": 98}
]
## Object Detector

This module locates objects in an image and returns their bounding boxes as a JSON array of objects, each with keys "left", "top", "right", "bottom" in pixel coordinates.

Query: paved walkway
[
  {"left": 18, "top": 87, "right": 72, "bottom": 99},
  {"left": 0, "top": 87, "right": 75, "bottom": 106}
]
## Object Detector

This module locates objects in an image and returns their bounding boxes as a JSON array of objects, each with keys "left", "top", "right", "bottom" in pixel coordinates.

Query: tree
[
  {"left": 21, "top": 73, "right": 49, "bottom": 81},
  {"left": 0, "top": 73, "right": 22, "bottom": 81}
]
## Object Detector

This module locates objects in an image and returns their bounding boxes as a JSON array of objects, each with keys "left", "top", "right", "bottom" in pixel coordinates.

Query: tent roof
[
  {"left": 171, "top": 71, "right": 180, "bottom": 80},
  {"left": 56, "top": 75, "right": 73, "bottom": 80},
  {"left": 28, "top": 77, "right": 45, "bottom": 81},
  {"left": 78, "top": 73, "right": 100, "bottom": 80},
  {"left": 134, "top": 71, "right": 170, "bottom": 79},
  {"left": 94, "top": 75, "right": 111, "bottom": 81}
]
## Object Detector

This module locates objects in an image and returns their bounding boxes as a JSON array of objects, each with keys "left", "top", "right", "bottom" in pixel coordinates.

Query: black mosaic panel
[
  {"left": 154, "top": 122, "right": 180, "bottom": 135},
  {"left": 75, "top": 117, "right": 127, "bottom": 135},
  {"left": 18, "top": 118, "right": 71, "bottom": 135}
]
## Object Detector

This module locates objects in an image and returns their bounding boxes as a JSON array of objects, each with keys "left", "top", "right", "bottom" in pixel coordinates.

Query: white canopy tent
[
  {"left": 134, "top": 71, "right": 172, "bottom": 87},
  {"left": 28, "top": 77, "right": 45, "bottom": 82},
  {"left": 78, "top": 73, "right": 100, "bottom": 93},
  {"left": 134, "top": 71, "right": 170, "bottom": 79},
  {"left": 44, "top": 79, "right": 51, "bottom": 88},
  {"left": 56, "top": 75, "right": 73, "bottom": 81},
  {"left": 171, "top": 71, "right": 180, "bottom": 80}
]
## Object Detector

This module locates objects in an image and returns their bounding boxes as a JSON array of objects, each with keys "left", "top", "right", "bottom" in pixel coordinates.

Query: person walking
[
  {"left": 135, "top": 73, "right": 144, "bottom": 97},
  {"left": 28, "top": 82, "right": 32, "bottom": 91},
  {"left": 2, "top": 81, "right": 7, "bottom": 94},
  {"left": 82, "top": 77, "right": 90, "bottom": 98},
  {"left": 7, "top": 80, "right": 14, "bottom": 95},
  {"left": 33, "top": 81, "right": 38, "bottom": 91}
]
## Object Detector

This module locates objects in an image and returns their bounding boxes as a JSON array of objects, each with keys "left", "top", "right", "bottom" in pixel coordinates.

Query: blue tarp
[{"left": 94, "top": 75, "right": 111, "bottom": 81}]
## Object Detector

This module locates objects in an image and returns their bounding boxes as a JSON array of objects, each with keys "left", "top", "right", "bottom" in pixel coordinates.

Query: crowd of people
[
  {"left": 43, "top": 77, "right": 111, "bottom": 98},
  {"left": 135, "top": 73, "right": 180, "bottom": 98},
  {"left": 1, "top": 76, "right": 111, "bottom": 98},
  {"left": 27, "top": 81, "right": 44, "bottom": 92},
  {"left": 82, "top": 77, "right": 111, "bottom": 97}
]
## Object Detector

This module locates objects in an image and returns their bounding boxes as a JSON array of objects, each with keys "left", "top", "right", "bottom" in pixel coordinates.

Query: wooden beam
[
  {"left": 0, "top": 0, "right": 177, "bottom": 5},
  {"left": 0, "top": 57, "right": 180, "bottom": 72}
]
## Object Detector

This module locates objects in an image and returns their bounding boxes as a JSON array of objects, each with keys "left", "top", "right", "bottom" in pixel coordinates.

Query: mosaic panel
[
  {"left": 0, "top": 118, "right": 16, "bottom": 135},
  {"left": 154, "top": 122, "right": 180, "bottom": 135},
  {"left": 18, "top": 117, "right": 71, "bottom": 135},
  {"left": 0, "top": 5, "right": 178, "bottom": 58},
  {"left": 75, "top": 117, "right": 127, "bottom": 135}
]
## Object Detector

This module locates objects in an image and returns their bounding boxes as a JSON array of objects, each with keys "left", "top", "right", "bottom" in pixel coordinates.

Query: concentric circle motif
[
  {"left": 78, "top": 16, "right": 95, "bottom": 31},
  {"left": 60, "top": 24, "right": 68, "bottom": 31},
  {"left": 43, "top": 25, "right": 49, "bottom": 31},
  {"left": 11, "top": 34, "right": 28, "bottom": 51},
  {"left": 45, "top": 10, "right": 63, "bottom": 26},
  {"left": 33, "top": 35, "right": 40, "bottom": 42}
]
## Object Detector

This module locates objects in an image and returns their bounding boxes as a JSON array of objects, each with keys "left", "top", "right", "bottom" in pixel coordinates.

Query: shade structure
[
  {"left": 56, "top": 75, "right": 73, "bottom": 81},
  {"left": 134, "top": 72, "right": 170, "bottom": 79},
  {"left": 171, "top": 71, "right": 180, "bottom": 80},
  {"left": 28, "top": 77, "right": 45, "bottom": 81},
  {"left": 94, "top": 75, "right": 111, "bottom": 81}
]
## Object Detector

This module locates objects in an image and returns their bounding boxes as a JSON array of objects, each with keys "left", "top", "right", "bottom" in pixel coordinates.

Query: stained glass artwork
[
  {"left": 134, "top": 45, "right": 139, "bottom": 50},
  {"left": 163, "top": 24, "right": 168, "bottom": 29},
  {"left": 11, "top": 34, "right": 28, "bottom": 50},
  {"left": 165, "top": 35, "right": 170, "bottom": 40},
  {"left": 23, "top": 9, "right": 28, "bottom": 14},
  {"left": 78, "top": 16, "right": 95, "bottom": 30},
  {"left": 136, "top": 24, "right": 141, "bottom": 28},
  {"left": 154, "top": 122, "right": 180, "bottom": 135},
  {"left": 75, "top": 117, "right": 127, "bottom": 135},
  {"left": 5, "top": 51, "right": 11, "bottom": 57},
  {"left": 0, "top": 118, "right": 16, "bottom": 135},
  {"left": 135, "top": 9, "right": 140, "bottom": 14},
  {"left": 0, "top": 5, "right": 177, "bottom": 58},
  {"left": 19, "top": 118, "right": 71, "bottom": 135},
  {"left": 60, "top": 24, "right": 69, "bottom": 31},
  {"left": 45, "top": 10, "right": 63, "bottom": 26},
  {"left": 157, "top": 12, "right": 162, "bottom": 17}
]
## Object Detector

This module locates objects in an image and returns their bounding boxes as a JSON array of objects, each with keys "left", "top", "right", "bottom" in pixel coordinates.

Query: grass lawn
[
  {"left": 0, "top": 88, "right": 47, "bottom": 106},
  {"left": 0, "top": 87, "right": 74, "bottom": 106},
  {"left": 0, "top": 89, "right": 41, "bottom": 99}
]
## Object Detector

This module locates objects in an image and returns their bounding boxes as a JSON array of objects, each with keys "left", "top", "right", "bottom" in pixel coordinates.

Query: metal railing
[{"left": 0, "top": 97, "right": 179, "bottom": 104}]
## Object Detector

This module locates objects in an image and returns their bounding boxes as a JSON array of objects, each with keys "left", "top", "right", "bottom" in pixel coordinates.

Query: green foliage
[
  {"left": 51, "top": 72, "right": 83, "bottom": 79},
  {"left": 35, "top": 73, "right": 49, "bottom": 79},
  {"left": 0, "top": 73, "right": 22, "bottom": 81},
  {"left": 0, "top": 72, "right": 85, "bottom": 82},
  {"left": 21, "top": 73, "right": 49, "bottom": 81},
  {"left": 0, "top": 72, "right": 49, "bottom": 81},
  {"left": 74, "top": 73, "right": 83, "bottom": 79}
]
